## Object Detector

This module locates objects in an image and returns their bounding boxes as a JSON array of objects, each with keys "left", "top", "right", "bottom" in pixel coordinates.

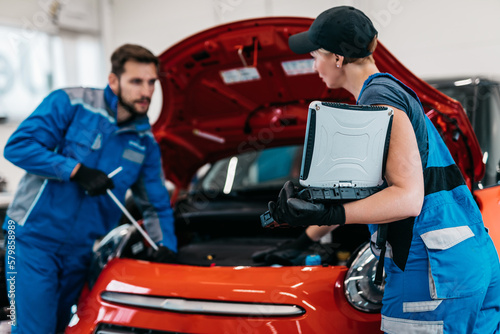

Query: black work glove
[
  {"left": 71, "top": 164, "right": 114, "bottom": 196},
  {"left": 269, "top": 181, "right": 346, "bottom": 227},
  {"left": 147, "top": 245, "right": 178, "bottom": 263}
]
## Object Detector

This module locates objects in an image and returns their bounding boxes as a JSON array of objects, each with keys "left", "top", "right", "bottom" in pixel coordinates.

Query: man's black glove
[
  {"left": 269, "top": 181, "right": 346, "bottom": 227},
  {"left": 71, "top": 164, "right": 114, "bottom": 196},
  {"left": 148, "top": 245, "right": 178, "bottom": 263}
]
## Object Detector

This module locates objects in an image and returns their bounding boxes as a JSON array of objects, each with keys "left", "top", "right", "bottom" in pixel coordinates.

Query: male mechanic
[{"left": 3, "top": 44, "right": 176, "bottom": 333}]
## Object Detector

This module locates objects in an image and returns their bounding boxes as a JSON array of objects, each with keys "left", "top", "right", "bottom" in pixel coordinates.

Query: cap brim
[{"left": 288, "top": 31, "right": 320, "bottom": 54}]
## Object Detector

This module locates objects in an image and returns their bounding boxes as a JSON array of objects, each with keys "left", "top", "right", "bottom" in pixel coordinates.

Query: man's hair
[{"left": 110, "top": 44, "right": 159, "bottom": 77}]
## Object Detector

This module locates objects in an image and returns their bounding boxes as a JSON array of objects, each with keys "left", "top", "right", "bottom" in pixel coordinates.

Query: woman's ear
[{"left": 335, "top": 54, "right": 344, "bottom": 68}]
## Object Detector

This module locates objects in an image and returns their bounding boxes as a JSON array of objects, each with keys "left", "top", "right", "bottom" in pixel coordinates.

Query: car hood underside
[{"left": 153, "top": 17, "right": 484, "bottom": 190}]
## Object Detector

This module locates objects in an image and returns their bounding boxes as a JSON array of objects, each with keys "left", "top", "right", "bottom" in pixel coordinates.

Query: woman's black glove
[
  {"left": 269, "top": 181, "right": 346, "bottom": 227},
  {"left": 71, "top": 164, "right": 114, "bottom": 196}
]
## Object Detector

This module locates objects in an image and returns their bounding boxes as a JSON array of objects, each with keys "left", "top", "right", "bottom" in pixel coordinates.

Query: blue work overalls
[
  {"left": 359, "top": 73, "right": 500, "bottom": 333},
  {"left": 4, "top": 86, "right": 176, "bottom": 333}
]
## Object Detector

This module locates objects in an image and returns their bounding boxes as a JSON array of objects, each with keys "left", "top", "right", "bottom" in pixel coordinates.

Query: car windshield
[{"left": 199, "top": 145, "right": 303, "bottom": 194}]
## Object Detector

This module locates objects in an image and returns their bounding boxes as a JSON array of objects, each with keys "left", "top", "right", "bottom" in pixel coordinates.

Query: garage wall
[
  {"left": 360, "top": 0, "right": 500, "bottom": 80},
  {"left": 106, "top": 0, "right": 500, "bottom": 80},
  {"left": 3, "top": 0, "right": 499, "bottom": 80}
]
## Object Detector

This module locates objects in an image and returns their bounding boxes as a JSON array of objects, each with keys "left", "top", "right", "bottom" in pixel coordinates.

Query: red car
[{"left": 66, "top": 17, "right": 499, "bottom": 333}]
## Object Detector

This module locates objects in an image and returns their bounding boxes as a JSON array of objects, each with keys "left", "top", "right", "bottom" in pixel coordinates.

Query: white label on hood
[
  {"left": 282, "top": 59, "right": 315, "bottom": 76},
  {"left": 220, "top": 67, "right": 260, "bottom": 84}
]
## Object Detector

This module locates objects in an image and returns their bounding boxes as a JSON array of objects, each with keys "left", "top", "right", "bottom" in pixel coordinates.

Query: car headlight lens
[
  {"left": 344, "top": 242, "right": 384, "bottom": 313},
  {"left": 88, "top": 224, "right": 133, "bottom": 288}
]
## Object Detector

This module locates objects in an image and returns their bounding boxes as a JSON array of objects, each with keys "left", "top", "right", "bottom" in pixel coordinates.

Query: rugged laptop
[{"left": 261, "top": 101, "right": 393, "bottom": 227}]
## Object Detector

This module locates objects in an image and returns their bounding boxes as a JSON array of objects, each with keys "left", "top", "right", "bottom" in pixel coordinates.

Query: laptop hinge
[{"left": 296, "top": 186, "right": 382, "bottom": 203}]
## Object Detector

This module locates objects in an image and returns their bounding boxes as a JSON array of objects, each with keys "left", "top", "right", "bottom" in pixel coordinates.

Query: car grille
[
  {"left": 95, "top": 323, "right": 190, "bottom": 334},
  {"left": 101, "top": 291, "right": 305, "bottom": 317}
]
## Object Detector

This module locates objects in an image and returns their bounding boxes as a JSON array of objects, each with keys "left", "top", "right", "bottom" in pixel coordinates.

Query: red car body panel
[
  {"left": 474, "top": 186, "right": 500, "bottom": 254},
  {"left": 67, "top": 17, "right": 499, "bottom": 334}
]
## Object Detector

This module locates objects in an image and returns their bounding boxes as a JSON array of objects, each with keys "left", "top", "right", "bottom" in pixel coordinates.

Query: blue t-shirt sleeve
[{"left": 358, "top": 82, "right": 409, "bottom": 115}]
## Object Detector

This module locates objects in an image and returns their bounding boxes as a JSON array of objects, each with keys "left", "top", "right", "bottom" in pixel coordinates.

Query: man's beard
[{"left": 117, "top": 86, "right": 151, "bottom": 122}]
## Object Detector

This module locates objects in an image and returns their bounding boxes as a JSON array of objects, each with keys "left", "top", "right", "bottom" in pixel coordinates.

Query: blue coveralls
[
  {"left": 358, "top": 73, "right": 500, "bottom": 333},
  {"left": 3, "top": 86, "right": 177, "bottom": 333}
]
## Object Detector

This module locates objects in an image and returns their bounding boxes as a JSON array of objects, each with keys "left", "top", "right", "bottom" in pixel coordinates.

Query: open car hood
[{"left": 154, "top": 17, "right": 484, "bottom": 191}]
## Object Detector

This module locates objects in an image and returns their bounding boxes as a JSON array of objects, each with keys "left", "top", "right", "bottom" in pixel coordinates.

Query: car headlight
[
  {"left": 344, "top": 242, "right": 384, "bottom": 313},
  {"left": 88, "top": 224, "right": 134, "bottom": 288}
]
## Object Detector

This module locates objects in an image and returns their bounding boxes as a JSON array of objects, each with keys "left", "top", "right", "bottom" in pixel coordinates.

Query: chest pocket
[{"left": 62, "top": 120, "right": 102, "bottom": 162}]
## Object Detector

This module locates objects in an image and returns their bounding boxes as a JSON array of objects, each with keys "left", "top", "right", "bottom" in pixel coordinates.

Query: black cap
[{"left": 288, "top": 6, "right": 378, "bottom": 58}]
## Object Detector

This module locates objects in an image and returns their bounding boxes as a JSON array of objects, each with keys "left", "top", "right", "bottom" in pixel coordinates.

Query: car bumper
[{"left": 67, "top": 258, "right": 381, "bottom": 333}]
